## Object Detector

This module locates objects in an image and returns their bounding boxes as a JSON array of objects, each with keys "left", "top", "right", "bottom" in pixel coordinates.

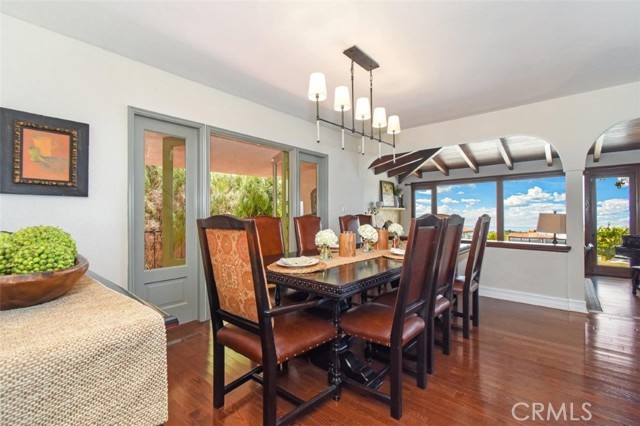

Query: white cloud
[
  {"left": 504, "top": 186, "right": 556, "bottom": 207},
  {"left": 437, "top": 204, "right": 453, "bottom": 214},
  {"left": 460, "top": 198, "right": 480, "bottom": 206},
  {"left": 596, "top": 198, "right": 629, "bottom": 228},
  {"left": 437, "top": 185, "right": 453, "bottom": 194},
  {"left": 457, "top": 191, "right": 464, "bottom": 195},
  {"left": 441, "top": 197, "right": 459, "bottom": 204},
  {"left": 552, "top": 192, "right": 566, "bottom": 202}
]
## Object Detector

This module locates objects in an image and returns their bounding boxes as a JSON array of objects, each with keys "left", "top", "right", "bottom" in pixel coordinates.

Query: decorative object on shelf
[
  {"left": 537, "top": 212, "right": 566, "bottom": 245},
  {"left": 380, "top": 180, "right": 395, "bottom": 207},
  {"left": 307, "top": 46, "right": 400, "bottom": 158},
  {"left": 315, "top": 229, "right": 338, "bottom": 260},
  {"left": 0, "top": 108, "right": 89, "bottom": 196},
  {"left": 388, "top": 223, "right": 404, "bottom": 249},
  {"left": 339, "top": 232, "right": 356, "bottom": 257},
  {"left": 376, "top": 229, "right": 389, "bottom": 250},
  {"left": 392, "top": 184, "right": 404, "bottom": 208},
  {"left": 358, "top": 224, "right": 378, "bottom": 253}
]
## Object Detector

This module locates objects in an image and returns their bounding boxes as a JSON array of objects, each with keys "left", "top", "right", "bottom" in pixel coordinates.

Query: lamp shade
[
  {"left": 308, "top": 72, "right": 327, "bottom": 101},
  {"left": 372, "top": 107, "right": 387, "bottom": 128},
  {"left": 333, "top": 86, "right": 351, "bottom": 111},
  {"left": 354, "top": 97, "right": 371, "bottom": 120},
  {"left": 387, "top": 115, "right": 401, "bottom": 134},
  {"left": 537, "top": 213, "right": 566, "bottom": 234}
]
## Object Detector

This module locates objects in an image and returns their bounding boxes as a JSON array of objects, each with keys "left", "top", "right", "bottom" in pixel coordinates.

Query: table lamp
[{"left": 537, "top": 212, "right": 566, "bottom": 245}]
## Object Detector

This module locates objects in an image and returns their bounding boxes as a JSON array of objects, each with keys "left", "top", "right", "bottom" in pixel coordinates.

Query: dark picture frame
[
  {"left": 1, "top": 108, "right": 89, "bottom": 196},
  {"left": 380, "top": 180, "right": 395, "bottom": 207}
]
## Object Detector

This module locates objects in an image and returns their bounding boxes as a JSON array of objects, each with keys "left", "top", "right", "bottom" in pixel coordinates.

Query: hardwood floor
[
  {"left": 166, "top": 295, "right": 639, "bottom": 425},
  {"left": 590, "top": 275, "right": 640, "bottom": 318}
]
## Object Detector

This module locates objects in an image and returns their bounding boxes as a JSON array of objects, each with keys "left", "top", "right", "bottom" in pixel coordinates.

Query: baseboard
[{"left": 480, "top": 286, "right": 588, "bottom": 313}]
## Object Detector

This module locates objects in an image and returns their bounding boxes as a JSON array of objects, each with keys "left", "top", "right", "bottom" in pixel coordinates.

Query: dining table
[{"left": 265, "top": 243, "right": 471, "bottom": 400}]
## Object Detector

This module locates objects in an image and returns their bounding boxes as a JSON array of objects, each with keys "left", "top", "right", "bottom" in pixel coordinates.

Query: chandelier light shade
[
  {"left": 333, "top": 86, "right": 351, "bottom": 111},
  {"left": 307, "top": 45, "right": 400, "bottom": 158},
  {"left": 308, "top": 72, "right": 327, "bottom": 101}
]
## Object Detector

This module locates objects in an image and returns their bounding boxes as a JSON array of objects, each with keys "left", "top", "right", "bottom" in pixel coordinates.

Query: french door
[
  {"left": 585, "top": 165, "right": 639, "bottom": 277},
  {"left": 131, "top": 114, "right": 200, "bottom": 323}
]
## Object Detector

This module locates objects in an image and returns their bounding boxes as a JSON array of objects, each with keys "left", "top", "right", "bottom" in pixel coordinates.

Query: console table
[{"left": 0, "top": 274, "right": 169, "bottom": 425}]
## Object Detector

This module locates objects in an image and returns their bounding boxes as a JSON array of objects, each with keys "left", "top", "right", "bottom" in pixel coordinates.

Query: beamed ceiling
[{"left": 371, "top": 118, "right": 640, "bottom": 183}]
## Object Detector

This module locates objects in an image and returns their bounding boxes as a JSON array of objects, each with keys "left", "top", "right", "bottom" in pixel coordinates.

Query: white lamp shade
[
  {"left": 333, "top": 86, "right": 351, "bottom": 111},
  {"left": 355, "top": 97, "right": 371, "bottom": 120},
  {"left": 537, "top": 213, "right": 566, "bottom": 234},
  {"left": 387, "top": 115, "right": 401, "bottom": 134},
  {"left": 372, "top": 107, "right": 387, "bottom": 128},
  {"left": 308, "top": 72, "right": 327, "bottom": 101}
]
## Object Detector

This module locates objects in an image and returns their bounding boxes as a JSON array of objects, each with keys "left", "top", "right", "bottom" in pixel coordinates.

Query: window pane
[
  {"left": 414, "top": 188, "right": 432, "bottom": 217},
  {"left": 595, "top": 176, "right": 630, "bottom": 268},
  {"left": 436, "top": 182, "right": 497, "bottom": 240},
  {"left": 504, "top": 176, "right": 566, "bottom": 244}
]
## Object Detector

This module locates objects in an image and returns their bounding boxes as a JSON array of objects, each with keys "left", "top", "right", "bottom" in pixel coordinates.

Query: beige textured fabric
[
  {"left": 0, "top": 275, "right": 168, "bottom": 426},
  {"left": 267, "top": 249, "right": 388, "bottom": 275}
]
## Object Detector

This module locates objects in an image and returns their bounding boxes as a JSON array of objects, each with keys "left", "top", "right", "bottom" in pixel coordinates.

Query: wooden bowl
[{"left": 0, "top": 255, "right": 88, "bottom": 310}]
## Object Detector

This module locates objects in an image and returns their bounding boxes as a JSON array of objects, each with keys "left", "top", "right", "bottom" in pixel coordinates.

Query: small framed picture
[
  {"left": 1, "top": 108, "right": 89, "bottom": 196},
  {"left": 380, "top": 180, "right": 395, "bottom": 207}
]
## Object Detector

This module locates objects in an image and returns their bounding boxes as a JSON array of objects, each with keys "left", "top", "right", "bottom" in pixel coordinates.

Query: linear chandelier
[{"left": 307, "top": 45, "right": 401, "bottom": 160}]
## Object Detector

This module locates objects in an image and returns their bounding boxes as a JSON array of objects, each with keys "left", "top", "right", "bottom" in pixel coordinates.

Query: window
[
  {"left": 413, "top": 173, "right": 566, "bottom": 243},
  {"left": 504, "top": 176, "right": 566, "bottom": 243},
  {"left": 436, "top": 182, "right": 497, "bottom": 239}
]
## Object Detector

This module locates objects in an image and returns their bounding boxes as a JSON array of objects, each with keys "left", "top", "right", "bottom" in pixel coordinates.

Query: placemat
[
  {"left": 382, "top": 251, "right": 405, "bottom": 261},
  {"left": 0, "top": 274, "right": 168, "bottom": 426},
  {"left": 267, "top": 261, "right": 328, "bottom": 274}
]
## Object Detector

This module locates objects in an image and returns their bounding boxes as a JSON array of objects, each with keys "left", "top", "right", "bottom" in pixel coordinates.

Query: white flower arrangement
[
  {"left": 388, "top": 223, "right": 404, "bottom": 237},
  {"left": 315, "top": 229, "right": 338, "bottom": 247},
  {"left": 358, "top": 224, "right": 379, "bottom": 243}
]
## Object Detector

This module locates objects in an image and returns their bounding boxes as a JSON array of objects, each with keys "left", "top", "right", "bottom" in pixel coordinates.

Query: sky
[{"left": 414, "top": 176, "right": 630, "bottom": 232}]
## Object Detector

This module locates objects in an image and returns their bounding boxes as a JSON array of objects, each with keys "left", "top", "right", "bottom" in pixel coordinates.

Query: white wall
[
  {"left": 358, "top": 82, "right": 640, "bottom": 311},
  {"left": 0, "top": 15, "right": 363, "bottom": 287}
]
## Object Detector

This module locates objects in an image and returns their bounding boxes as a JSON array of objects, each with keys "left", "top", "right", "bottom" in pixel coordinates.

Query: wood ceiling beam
[
  {"left": 397, "top": 148, "right": 443, "bottom": 183},
  {"left": 497, "top": 138, "right": 514, "bottom": 170},
  {"left": 544, "top": 142, "right": 553, "bottom": 166},
  {"left": 430, "top": 157, "right": 449, "bottom": 176},
  {"left": 593, "top": 135, "right": 604, "bottom": 163},
  {"left": 456, "top": 145, "right": 478, "bottom": 173},
  {"left": 368, "top": 151, "right": 414, "bottom": 169},
  {"left": 374, "top": 148, "right": 439, "bottom": 174}
]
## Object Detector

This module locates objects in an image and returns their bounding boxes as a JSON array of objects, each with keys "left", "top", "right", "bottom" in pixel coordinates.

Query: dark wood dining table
[
  {"left": 266, "top": 252, "right": 403, "bottom": 399},
  {"left": 265, "top": 244, "right": 470, "bottom": 400}
]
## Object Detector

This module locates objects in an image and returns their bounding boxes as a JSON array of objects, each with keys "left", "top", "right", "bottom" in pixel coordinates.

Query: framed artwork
[
  {"left": 380, "top": 180, "right": 395, "bottom": 207},
  {"left": 1, "top": 108, "right": 89, "bottom": 196}
]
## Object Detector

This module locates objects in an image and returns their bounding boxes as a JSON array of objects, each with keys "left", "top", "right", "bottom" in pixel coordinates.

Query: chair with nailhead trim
[
  {"left": 197, "top": 214, "right": 338, "bottom": 426},
  {"left": 338, "top": 214, "right": 446, "bottom": 420}
]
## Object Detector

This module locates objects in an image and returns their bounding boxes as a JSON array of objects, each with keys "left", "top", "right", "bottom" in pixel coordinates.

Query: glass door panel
[
  {"left": 595, "top": 176, "right": 630, "bottom": 269},
  {"left": 144, "top": 131, "right": 186, "bottom": 270},
  {"left": 299, "top": 161, "right": 318, "bottom": 215}
]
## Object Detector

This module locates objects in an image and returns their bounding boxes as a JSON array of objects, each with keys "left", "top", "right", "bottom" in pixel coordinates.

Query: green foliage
[
  {"left": 487, "top": 231, "right": 498, "bottom": 241},
  {"left": 596, "top": 224, "right": 628, "bottom": 260},
  {"left": 0, "top": 226, "right": 77, "bottom": 275},
  {"left": 210, "top": 173, "right": 274, "bottom": 217}
]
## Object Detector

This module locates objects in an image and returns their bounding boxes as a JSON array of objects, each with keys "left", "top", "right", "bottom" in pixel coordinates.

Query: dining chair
[
  {"left": 294, "top": 214, "right": 322, "bottom": 256},
  {"left": 197, "top": 214, "right": 337, "bottom": 426},
  {"left": 338, "top": 214, "right": 445, "bottom": 420},
  {"left": 357, "top": 214, "right": 373, "bottom": 226},
  {"left": 254, "top": 215, "right": 285, "bottom": 306},
  {"left": 452, "top": 214, "right": 491, "bottom": 338},
  {"left": 339, "top": 214, "right": 361, "bottom": 243},
  {"left": 373, "top": 214, "right": 464, "bottom": 374}
]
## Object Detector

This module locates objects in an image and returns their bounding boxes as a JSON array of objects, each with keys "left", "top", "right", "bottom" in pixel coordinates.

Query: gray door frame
[{"left": 128, "top": 107, "right": 207, "bottom": 322}]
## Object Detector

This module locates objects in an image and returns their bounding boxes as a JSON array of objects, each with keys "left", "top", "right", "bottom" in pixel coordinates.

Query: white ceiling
[{"left": 2, "top": 1, "right": 639, "bottom": 130}]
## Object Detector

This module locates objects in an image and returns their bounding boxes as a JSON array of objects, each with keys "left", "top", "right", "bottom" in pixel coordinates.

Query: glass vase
[
  {"left": 320, "top": 245, "right": 332, "bottom": 260},
  {"left": 362, "top": 239, "right": 373, "bottom": 253},
  {"left": 392, "top": 236, "right": 401, "bottom": 249}
]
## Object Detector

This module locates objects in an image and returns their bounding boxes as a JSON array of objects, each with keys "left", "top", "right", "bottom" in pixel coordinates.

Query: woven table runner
[
  {"left": 0, "top": 274, "right": 168, "bottom": 426},
  {"left": 267, "top": 249, "right": 387, "bottom": 274}
]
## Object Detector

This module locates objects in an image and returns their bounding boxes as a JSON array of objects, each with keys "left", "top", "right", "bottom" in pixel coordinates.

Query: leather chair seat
[
  {"left": 434, "top": 294, "right": 450, "bottom": 316},
  {"left": 453, "top": 276, "right": 479, "bottom": 294},
  {"left": 217, "top": 312, "right": 335, "bottom": 364},
  {"left": 371, "top": 289, "right": 397, "bottom": 306},
  {"left": 340, "top": 302, "right": 425, "bottom": 346}
]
